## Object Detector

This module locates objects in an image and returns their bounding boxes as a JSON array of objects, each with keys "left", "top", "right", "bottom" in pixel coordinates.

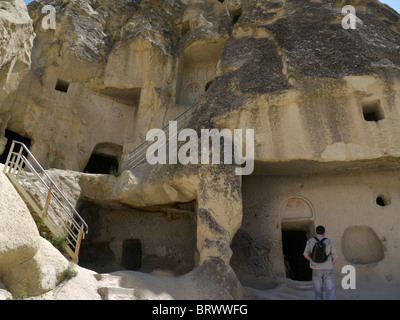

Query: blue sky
[
  {"left": 381, "top": 0, "right": 400, "bottom": 13},
  {"left": 23, "top": 0, "right": 400, "bottom": 13}
]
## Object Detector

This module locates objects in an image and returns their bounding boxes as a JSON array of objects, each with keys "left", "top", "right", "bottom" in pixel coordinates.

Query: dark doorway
[
  {"left": 282, "top": 230, "right": 312, "bottom": 281},
  {"left": 121, "top": 239, "right": 142, "bottom": 271},
  {"left": 78, "top": 242, "right": 117, "bottom": 273},
  {"left": 83, "top": 153, "right": 119, "bottom": 174},
  {"left": 0, "top": 129, "right": 32, "bottom": 164}
]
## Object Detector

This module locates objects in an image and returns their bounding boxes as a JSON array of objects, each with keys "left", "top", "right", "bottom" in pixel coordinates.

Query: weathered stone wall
[
  {"left": 236, "top": 169, "right": 400, "bottom": 288},
  {"left": 1, "top": 0, "right": 233, "bottom": 172},
  {"left": 77, "top": 200, "right": 197, "bottom": 275},
  {"left": 215, "top": 75, "right": 400, "bottom": 162},
  {"left": 2, "top": 0, "right": 400, "bottom": 299},
  {"left": 0, "top": 0, "right": 33, "bottom": 105},
  {"left": 0, "top": 164, "right": 69, "bottom": 297},
  {"left": 0, "top": 0, "right": 34, "bottom": 154}
]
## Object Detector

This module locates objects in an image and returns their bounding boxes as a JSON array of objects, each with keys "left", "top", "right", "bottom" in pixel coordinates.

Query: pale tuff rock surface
[
  {"left": 0, "top": 280, "right": 12, "bottom": 300},
  {"left": 0, "top": 0, "right": 34, "bottom": 106},
  {"left": 0, "top": 165, "right": 40, "bottom": 276},
  {"left": 0, "top": 163, "right": 100, "bottom": 299},
  {"left": 4, "top": 0, "right": 233, "bottom": 171},
  {"left": 196, "top": 0, "right": 400, "bottom": 163},
  {"left": 31, "top": 265, "right": 101, "bottom": 300},
  {"left": 1, "top": 0, "right": 400, "bottom": 300},
  {"left": 0, "top": 164, "right": 68, "bottom": 297},
  {"left": 0, "top": 0, "right": 34, "bottom": 154}
]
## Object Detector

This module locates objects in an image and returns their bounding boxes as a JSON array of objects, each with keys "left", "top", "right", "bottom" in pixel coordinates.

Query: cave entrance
[
  {"left": 282, "top": 230, "right": 312, "bottom": 281},
  {"left": 121, "top": 239, "right": 142, "bottom": 271},
  {"left": 0, "top": 129, "right": 32, "bottom": 164},
  {"left": 76, "top": 199, "right": 197, "bottom": 275},
  {"left": 83, "top": 143, "right": 122, "bottom": 174},
  {"left": 84, "top": 154, "right": 119, "bottom": 174}
]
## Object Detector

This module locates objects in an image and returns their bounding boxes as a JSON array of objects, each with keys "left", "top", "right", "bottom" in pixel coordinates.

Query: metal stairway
[
  {"left": 124, "top": 101, "right": 199, "bottom": 171},
  {"left": 3, "top": 140, "right": 88, "bottom": 262}
]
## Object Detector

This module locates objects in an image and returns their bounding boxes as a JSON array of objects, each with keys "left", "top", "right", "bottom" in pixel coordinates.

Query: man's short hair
[{"left": 316, "top": 225, "right": 325, "bottom": 235}]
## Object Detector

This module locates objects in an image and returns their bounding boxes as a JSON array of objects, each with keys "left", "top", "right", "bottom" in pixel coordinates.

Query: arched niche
[{"left": 280, "top": 196, "right": 314, "bottom": 223}]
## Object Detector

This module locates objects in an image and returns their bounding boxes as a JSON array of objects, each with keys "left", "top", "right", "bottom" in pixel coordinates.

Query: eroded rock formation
[
  {"left": 1, "top": 0, "right": 400, "bottom": 299},
  {"left": 0, "top": 0, "right": 34, "bottom": 154}
]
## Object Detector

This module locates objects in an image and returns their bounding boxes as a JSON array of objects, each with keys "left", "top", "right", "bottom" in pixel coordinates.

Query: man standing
[{"left": 303, "top": 225, "right": 338, "bottom": 300}]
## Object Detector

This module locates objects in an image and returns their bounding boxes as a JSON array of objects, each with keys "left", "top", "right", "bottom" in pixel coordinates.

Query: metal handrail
[
  {"left": 125, "top": 101, "right": 200, "bottom": 170},
  {"left": 4, "top": 141, "right": 88, "bottom": 234}
]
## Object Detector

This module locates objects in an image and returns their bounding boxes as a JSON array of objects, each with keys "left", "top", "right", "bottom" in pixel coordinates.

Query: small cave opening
[
  {"left": 55, "top": 79, "right": 70, "bottom": 93},
  {"left": 282, "top": 230, "right": 312, "bottom": 281},
  {"left": 229, "top": 5, "right": 242, "bottom": 25},
  {"left": 376, "top": 194, "right": 391, "bottom": 207},
  {"left": 362, "top": 100, "right": 384, "bottom": 122},
  {"left": 181, "top": 19, "right": 190, "bottom": 36},
  {"left": 205, "top": 80, "right": 214, "bottom": 92},
  {"left": 121, "top": 239, "right": 143, "bottom": 271},
  {"left": 84, "top": 153, "right": 119, "bottom": 175},
  {"left": 0, "top": 129, "right": 32, "bottom": 164},
  {"left": 232, "top": 13, "right": 241, "bottom": 24},
  {"left": 83, "top": 143, "right": 122, "bottom": 175},
  {"left": 376, "top": 196, "right": 385, "bottom": 206}
]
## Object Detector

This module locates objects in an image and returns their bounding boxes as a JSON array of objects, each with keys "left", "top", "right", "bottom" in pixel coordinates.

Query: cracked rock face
[
  {"left": 1, "top": 0, "right": 233, "bottom": 171},
  {"left": 0, "top": 0, "right": 34, "bottom": 105},
  {"left": 5, "top": 0, "right": 399, "bottom": 170},
  {"left": 0, "top": 0, "right": 34, "bottom": 156},
  {"left": 195, "top": 0, "right": 400, "bottom": 166},
  {"left": 1, "top": 0, "right": 400, "bottom": 299}
]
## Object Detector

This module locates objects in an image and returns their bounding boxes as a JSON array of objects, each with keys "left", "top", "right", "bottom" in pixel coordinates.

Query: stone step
[
  {"left": 98, "top": 286, "right": 136, "bottom": 300},
  {"left": 94, "top": 273, "right": 122, "bottom": 287}
]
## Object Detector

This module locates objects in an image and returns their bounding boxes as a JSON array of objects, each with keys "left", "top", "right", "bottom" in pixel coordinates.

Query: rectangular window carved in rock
[
  {"left": 55, "top": 79, "right": 70, "bottom": 93},
  {"left": 362, "top": 99, "right": 384, "bottom": 122}
]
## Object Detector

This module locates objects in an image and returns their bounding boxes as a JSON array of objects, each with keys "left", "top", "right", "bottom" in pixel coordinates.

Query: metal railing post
[
  {"left": 42, "top": 186, "right": 53, "bottom": 220},
  {"left": 3, "top": 140, "right": 15, "bottom": 174},
  {"left": 10, "top": 153, "right": 17, "bottom": 175},
  {"left": 12, "top": 146, "right": 23, "bottom": 175},
  {"left": 74, "top": 224, "right": 84, "bottom": 261},
  {"left": 15, "top": 146, "right": 25, "bottom": 179}
]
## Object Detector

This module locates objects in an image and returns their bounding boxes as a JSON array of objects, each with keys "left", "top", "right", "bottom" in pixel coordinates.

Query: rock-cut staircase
[{"left": 3, "top": 140, "right": 88, "bottom": 262}]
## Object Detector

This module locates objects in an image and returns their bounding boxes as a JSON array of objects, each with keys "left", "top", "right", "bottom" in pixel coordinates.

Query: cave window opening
[
  {"left": 83, "top": 143, "right": 122, "bottom": 175},
  {"left": 205, "top": 80, "right": 214, "bottom": 91},
  {"left": 84, "top": 153, "right": 119, "bottom": 175},
  {"left": 376, "top": 194, "right": 390, "bottom": 207},
  {"left": 282, "top": 230, "right": 312, "bottom": 281},
  {"left": 229, "top": 6, "right": 242, "bottom": 25},
  {"left": 0, "top": 129, "right": 32, "bottom": 165},
  {"left": 121, "top": 239, "right": 142, "bottom": 271},
  {"left": 362, "top": 100, "right": 384, "bottom": 122},
  {"left": 232, "top": 13, "right": 241, "bottom": 24},
  {"left": 55, "top": 79, "right": 70, "bottom": 93},
  {"left": 182, "top": 20, "right": 190, "bottom": 36}
]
